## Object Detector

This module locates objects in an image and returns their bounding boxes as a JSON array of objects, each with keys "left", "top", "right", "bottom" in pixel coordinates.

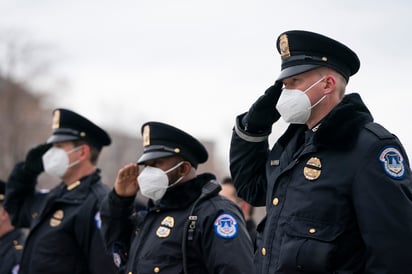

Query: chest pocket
[
  {"left": 279, "top": 218, "right": 344, "bottom": 273},
  {"left": 135, "top": 256, "right": 183, "bottom": 274}
]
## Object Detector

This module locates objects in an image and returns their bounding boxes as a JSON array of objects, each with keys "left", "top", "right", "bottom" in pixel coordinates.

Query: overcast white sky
[{"left": 1, "top": 0, "right": 412, "bottom": 173}]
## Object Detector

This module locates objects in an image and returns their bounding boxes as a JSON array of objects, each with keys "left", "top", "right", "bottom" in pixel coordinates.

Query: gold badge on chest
[
  {"left": 303, "top": 157, "right": 322, "bottom": 181},
  {"left": 50, "top": 209, "right": 64, "bottom": 227},
  {"left": 156, "top": 216, "right": 175, "bottom": 238}
]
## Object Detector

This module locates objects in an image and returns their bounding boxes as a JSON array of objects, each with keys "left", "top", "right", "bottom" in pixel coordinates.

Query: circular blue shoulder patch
[
  {"left": 379, "top": 146, "right": 406, "bottom": 180},
  {"left": 213, "top": 213, "right": 238, "bottom": 239}
]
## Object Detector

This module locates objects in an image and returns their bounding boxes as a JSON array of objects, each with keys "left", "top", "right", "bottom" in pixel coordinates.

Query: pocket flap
[{"left": 285, "top": 218, "right": 343, "bottom": 242}]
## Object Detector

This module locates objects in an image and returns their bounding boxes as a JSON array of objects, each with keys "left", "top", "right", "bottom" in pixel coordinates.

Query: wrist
[
  {"left": 234, "top": 116, "right": 270, "bottom": 143},
  {"left": 9, "top": 162, "right": 38, "bottom": 185}
]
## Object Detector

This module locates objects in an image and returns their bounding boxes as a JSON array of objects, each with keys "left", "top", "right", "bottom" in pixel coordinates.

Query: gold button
[
  {"left": 272, "top": 197, "right": 279, "bottom": 206},
  {"left": 261, "top": 247, "right": 266, "bottom": 256},
  {"left": 154, "top": 267, "right": 160, "bottom": 273},
  {"left": 309, "top": 228, "right": 316, "bottom": 234}
]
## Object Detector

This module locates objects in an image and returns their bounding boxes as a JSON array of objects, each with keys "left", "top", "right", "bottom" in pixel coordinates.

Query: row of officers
[{"left": 2, "top": 30, "right": 412, "bottom": 274}]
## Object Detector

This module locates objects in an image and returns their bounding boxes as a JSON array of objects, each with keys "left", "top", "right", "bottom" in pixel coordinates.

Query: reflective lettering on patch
[
  {"left": 94, "top": 211, "right": 102, "bottom": 229},
  {"left": 213, "top": 213, "right": 238, "bottom": 239},
  {"left": 379, "top": 146, "right": 406, "bottom": 179}
]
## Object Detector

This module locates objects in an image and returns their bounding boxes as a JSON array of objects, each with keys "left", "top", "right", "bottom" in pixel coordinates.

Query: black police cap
[
  {"left": 137, "top": 121, "right": 208, "bottom": 168},
  {"left": 276, "top": 30, "right": 360, "bottom": 82},
  {"left": 46, "top": 108, "right": 111, "bottom": 149},
  {"left": 0, "top": 179, "right": 5, "bottom": 202}
]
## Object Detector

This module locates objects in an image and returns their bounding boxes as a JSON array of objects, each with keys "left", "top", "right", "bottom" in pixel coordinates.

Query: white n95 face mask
[
  {"left": 276, "top": 77, "right": 326, "bottom": 124},
  {"left": 137, "top": 161, "right": 184, "bottom": 202},
  {"left": 42, "top": 146, "right": 82, "bottom": 178}
]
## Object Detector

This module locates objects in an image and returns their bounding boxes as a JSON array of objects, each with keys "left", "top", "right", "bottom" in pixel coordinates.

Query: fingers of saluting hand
[
  {"left": 118, "top": 163, "right": 139, "bottom": 180},
  {"left": 114, "top": 163, "right": 140, "bottom": 197}
]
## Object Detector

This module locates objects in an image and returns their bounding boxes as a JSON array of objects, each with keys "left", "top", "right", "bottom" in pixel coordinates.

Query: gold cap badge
[
  {"left": 143, "top": 125, "right": 150, "bottom": 147},
  {"left": 303, "top": 157, "right": 322, "bottom": 181},
  {"left": 52, "top": 110, "right": 61, "bottom": 129},
  {"left": 279, "top": 34, "right": 291, "bottom": 59}
]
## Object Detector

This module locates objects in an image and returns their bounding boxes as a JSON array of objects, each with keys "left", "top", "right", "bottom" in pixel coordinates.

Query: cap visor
[
  {"left": 276, "top": 64, "right": 320, "bottom": 81},
  {"left": 137, "top": 151, "right": 175, "bottom": 165},
  {"left": 47, "top": 134, "right": 79, "bottom": 144}
]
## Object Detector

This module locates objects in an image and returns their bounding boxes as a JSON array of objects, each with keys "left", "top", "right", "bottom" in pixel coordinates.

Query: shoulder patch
[
  {"left": 94, "top": 211, "right": 102, "bottom": 229},
  {"left": 379, "top": 146, "right": 406, "bottom": 180},
  {"left": 213, "top": 213, "right": 238, "bottom": 239}
]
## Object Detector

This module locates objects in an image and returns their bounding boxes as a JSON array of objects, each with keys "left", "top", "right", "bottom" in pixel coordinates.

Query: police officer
[
  {"left": 0, "top": 179, "right": 25, "bottom": 274},
  {"left": 5, "top": 108, "right": 117, "bottom": 274},
  {"left": 230, "top": 30, "right": 412, "bottom": 273},
  {"left": 100, "top": 121, "right": 254, "bottom": 274}
]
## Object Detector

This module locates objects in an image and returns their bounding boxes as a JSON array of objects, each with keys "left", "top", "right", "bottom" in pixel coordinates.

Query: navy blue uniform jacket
[
  {"left": 230, "top": 93, "right": 412, "bottom": 273},
  {"left": 0, "top": 228, "right": 25, "bottom": 274},
  {"left": 100, "top": 173, "right": 254, "bottom": 274},
  {"left": 5, "top": 165, "right": 117, "bottom": 274}
]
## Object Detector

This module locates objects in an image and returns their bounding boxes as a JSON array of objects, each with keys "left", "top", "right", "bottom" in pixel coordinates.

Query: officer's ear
[
  {"left": 178, "top": 161, "right": 192, "bottom": 176},
  {"left": 0, "top": 206, "right": 9, "bottom": 221},
  {"left": 78, "top": 144, "right": 91, "bottom": 162},
  {"left": 323, "top": 74, "right": 336, "bottom": 95}
]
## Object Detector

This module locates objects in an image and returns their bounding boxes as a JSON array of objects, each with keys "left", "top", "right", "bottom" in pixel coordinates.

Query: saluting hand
[
  {"left": 242, "top": 81, "right": 283, "bottom": 133},
  {"left": 114, "top": 163, "right": 140, "bottom": 197},
  {"left": 24, "top": 143, "right": 52, "bottom": 176}
]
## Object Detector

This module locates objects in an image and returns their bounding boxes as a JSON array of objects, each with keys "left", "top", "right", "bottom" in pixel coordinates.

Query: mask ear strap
[
  {"left": 165, "top": 161, "right": 187, "bottom": 190},
  {"left": 167, "top": 176, "right": 184, "bottom": 189},
  {"left": 304, "top": 76, "right": 325, "bottom": 94},
  {"left": 164, "top": 161, "right": 184, "bottom": 174},
  {"left": 310, "top": 95, "right": 327, "bottom": 110}
]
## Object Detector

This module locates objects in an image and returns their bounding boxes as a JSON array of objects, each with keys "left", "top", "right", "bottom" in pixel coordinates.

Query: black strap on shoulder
[{"left": 182, "top": 180, "right": 221, "bottom": 274}]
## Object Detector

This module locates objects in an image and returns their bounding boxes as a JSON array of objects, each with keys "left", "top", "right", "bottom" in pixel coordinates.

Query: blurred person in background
[{"left": 5, "top": 108, "right": 117, "bottom": 274}]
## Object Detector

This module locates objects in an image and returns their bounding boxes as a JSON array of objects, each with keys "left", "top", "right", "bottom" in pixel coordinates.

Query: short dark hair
[{"left": 72, "top": 140, "right": 101, "bottom": 164}]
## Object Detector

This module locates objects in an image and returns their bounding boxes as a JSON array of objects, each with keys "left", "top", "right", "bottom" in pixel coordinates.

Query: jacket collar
[
  {"left": 278, "top": 93, "right": 373, "bottom": 151},
  {"left": 148, "top": 173, "right": 216, "bottom": 210},
  {"left": 52, "top": 169, "right": 102, "bottom": 202}
]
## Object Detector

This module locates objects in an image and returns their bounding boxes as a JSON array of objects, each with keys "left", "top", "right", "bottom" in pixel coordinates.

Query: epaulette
[{"left": 364, "top": 123, "right": 394, "bottom": 140}]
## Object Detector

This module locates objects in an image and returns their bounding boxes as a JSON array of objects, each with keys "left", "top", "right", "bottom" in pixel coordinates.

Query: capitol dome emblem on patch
[
  {"left": 379, "top": 146, "right": 405, "bottom": 180},
  {"left": 213, "top": 213, "right": 238, "bottom": 239}
]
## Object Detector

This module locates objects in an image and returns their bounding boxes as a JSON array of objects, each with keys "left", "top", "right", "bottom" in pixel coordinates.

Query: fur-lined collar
[
  {"left": 278, "top": 93, "right": 373, "bottom": 151},
  {"left": 148, "top": 173, "right": 216, "bottom": 210}
]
